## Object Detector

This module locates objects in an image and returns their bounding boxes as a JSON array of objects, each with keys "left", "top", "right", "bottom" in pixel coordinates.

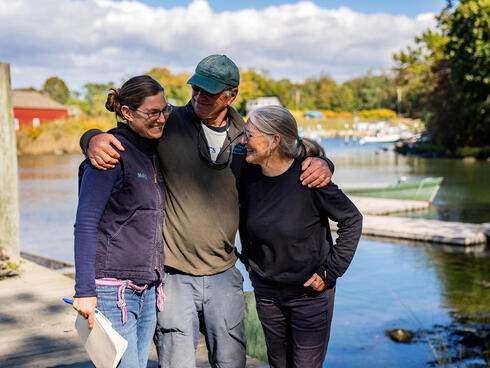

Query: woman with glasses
[
  {"left": 239, "top": 105, "right": 363, "bottom": 368},
  {"left": 72, "top": 75, "right": 169, "bottom": 367}
]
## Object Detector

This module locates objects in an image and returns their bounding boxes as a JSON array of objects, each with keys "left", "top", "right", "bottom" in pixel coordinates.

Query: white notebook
[{"left": 75, "top": 312, "right": 128, "bottom": 368}]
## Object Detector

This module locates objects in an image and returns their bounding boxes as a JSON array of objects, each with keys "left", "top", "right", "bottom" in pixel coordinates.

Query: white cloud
[{"left": 0, "top": 0, "right": 436, "bottom": 90}]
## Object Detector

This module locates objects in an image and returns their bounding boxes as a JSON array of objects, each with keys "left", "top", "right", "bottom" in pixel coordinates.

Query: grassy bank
[
  {"left": 16, "top": 116, "right": 114, "bottom": 155},
  {"left": 16, "top": 115, "right": 357, "bottom": 156},
  {"left": 16, "top": 114, "right": 423, "bottom": 156}
]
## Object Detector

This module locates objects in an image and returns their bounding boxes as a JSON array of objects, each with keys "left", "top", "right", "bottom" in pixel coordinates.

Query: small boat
[
  {"left": 359, "top": 134, "right": 400, "bottom": 144},
  {"left": 344, "top": 177, "right": 443, "bottom": 202}
]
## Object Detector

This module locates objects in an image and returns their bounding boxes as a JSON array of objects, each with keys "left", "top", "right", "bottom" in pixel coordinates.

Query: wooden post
[{"left": 0, "top": 63, "right": 19, "bottom": 259}]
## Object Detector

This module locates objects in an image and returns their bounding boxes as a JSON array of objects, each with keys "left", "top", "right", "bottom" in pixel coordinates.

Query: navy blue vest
[{"left": 85, "top": 124, "right": 166, "bottom": 281}]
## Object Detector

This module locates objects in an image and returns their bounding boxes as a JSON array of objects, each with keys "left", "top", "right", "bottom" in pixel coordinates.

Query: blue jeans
[
  {"left": 154, "top": 266, "right": 246, "bottom": 368},
  {"left": 96, "top": 283, "right": 157, "bottom": 368}
]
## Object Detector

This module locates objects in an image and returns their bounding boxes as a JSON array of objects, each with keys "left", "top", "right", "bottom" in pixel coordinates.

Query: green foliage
[
  {"left": 145, "top": 67, "right": 192, "bottom": 106},
  {"left": 37, "top": 66, "right": 400, "bottom": 123},
  {"left": 16, "top": 115, "right": 115, "bottom": 155},
  {"left": 393, "top": 0, "right": 490, "bottom": 151},
  {"left": 0, "top": 252, "right": 21, "bottom": 280},
  {"left": 358, "top": 109, "right": 396, "bottom": 120},
  {"left": 42, "top": 76, "right": 70, "bottom": 104},
  {"left": 243, "top": 292, "right": 267, "bottom": 362},
  {"left": 445, "top": 0, "right": 490, "bottom": 146},
  {"left": 343, "top": 72, "right": 397, "bottom": 112},
  {"left": 455, "top": 145, "right": 490, "bottom": 158},
  {"left": 393, "top": 29, "right": 447, "bottom": 120},
  {"left": 233, "top": 69, "right": 296, "bottom": 115},
  {"left": 81, "top": 82, "right": 115, "bottom": 117},
  {"left": 299, "top": 74, "right": 338, "bottom": 110}
]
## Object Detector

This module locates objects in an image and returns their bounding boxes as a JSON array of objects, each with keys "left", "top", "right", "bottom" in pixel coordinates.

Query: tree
[
  {"left": 393, "top": 29, "right": 449, "bottom": 120},
  {"left": 393, "top": 0, "right": 490, "bottom": 151},
  {"left": 444, "top": 0, "right": 490, "bottom": 146},
  {"left": 343, "top": 72, "right": 396, "bottom": 112},
  {"left": 145, "top": 67, "right": 192, "bottom": 106},
  {"left": 82, "top": 82, "right": 115, "bottom": 116},
  {"left": 232, "top": 69, "right": 288, "bottom": 115},
  {"left": 42, "top": 76, "right": 69, "bottom": 104}
]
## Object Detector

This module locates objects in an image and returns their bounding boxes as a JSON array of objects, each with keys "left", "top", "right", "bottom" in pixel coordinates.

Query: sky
[{"left": 0, "top": 0, "right": 446, "bottom": 91}]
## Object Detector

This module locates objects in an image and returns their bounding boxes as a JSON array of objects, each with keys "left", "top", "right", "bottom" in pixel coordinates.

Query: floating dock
[
  {"left": 360, "top": 216, "right": 486, "bottom": 246},
  {"left": 333, "top": 196, "right": 488, "bottom": 246}
]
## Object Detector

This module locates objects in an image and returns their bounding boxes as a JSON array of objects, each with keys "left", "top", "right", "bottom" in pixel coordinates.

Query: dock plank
[
  {"left": 362, "top": 215, "right": 486, "bottom": 245},
  {"left": 330, "top": 215, "right": 486, "bottom": 246}
]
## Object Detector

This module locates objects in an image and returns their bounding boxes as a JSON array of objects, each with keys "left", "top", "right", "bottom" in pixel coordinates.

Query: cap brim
[{"left": 187, "top": 73, "right": 228, "bottom": 94}]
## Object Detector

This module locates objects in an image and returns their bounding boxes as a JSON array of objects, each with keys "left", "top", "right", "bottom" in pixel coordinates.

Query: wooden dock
[
  {"left": 360, "top": 215, "right": 486, "bottom": 246},
  {"left": 0, "top": 260, "right": 266, "bottom": 367},
  {"left": 333, "top": 196, "right": 488, "bottom": 246}
]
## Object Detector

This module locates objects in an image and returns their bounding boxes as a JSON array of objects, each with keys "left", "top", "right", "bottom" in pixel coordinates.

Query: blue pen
[{"left": 62, "top": 298, "right": 99, "bottom": 313}]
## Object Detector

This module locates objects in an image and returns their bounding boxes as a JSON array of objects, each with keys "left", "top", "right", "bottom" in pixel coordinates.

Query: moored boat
[
  {"left": 359, "top": 134, "right": 400, "bottom": 144},
  {"left": 343, "top": 177, "right": 443, "bottom": 202}
]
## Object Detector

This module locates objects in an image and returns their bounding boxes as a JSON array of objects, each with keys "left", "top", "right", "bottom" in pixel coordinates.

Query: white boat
[{"left": 359, "top": 134, "right": 400, "bottom": 144}]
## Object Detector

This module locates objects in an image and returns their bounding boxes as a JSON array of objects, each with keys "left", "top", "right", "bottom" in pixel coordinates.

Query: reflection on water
[
  {"left": 237, "top": 237, "right": 489, "bottom": 367},
  {"left": 18, "top": 154, "right": 83, "bottom": 260},
  {"left": 17, "top": 143, "right": 489, "bottom": 367}
]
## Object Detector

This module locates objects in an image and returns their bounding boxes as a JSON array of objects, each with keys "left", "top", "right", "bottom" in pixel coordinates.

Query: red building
[{"left": 12, "top": 91, "right": 69, "bottom": 129}]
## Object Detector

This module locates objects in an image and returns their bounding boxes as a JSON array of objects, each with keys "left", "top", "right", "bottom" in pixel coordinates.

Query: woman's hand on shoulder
[
  {"left": 73, "top": 296, "right": 98, "bottom": 329},
  {"left": 303, "top": 271, "right": 326, "bottom": 292}
]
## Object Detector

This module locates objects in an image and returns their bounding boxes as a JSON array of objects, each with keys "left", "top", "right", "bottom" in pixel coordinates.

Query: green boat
[{"left": 343, "top": 177, "right": 443, "bottom": 202}]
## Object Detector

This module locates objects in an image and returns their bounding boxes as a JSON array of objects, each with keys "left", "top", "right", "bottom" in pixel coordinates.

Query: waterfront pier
[{"left": 346, "top": 196, "right": 488, "bottom": 246}]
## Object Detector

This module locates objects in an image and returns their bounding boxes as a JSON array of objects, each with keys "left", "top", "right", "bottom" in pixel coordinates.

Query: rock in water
[{"left": 385, "top": 328, "right": 415, "bottom": 343}]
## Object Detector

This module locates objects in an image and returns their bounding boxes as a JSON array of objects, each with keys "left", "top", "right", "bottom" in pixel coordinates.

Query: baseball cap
[{"left": 187, "top": 54, "right": 240, "bottom": 94}]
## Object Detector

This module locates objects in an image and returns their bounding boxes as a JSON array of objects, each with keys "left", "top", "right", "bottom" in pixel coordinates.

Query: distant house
[
  {"left": 246, "top": 97, "right": 281, "bottom": 115},
  {"left": 12, "top": 91, "right": 69, "bottom": 130}
]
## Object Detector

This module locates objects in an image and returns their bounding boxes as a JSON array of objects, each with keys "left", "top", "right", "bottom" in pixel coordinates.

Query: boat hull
[{"left": 344, "top": 177, "right": 443, "bottom": 202}]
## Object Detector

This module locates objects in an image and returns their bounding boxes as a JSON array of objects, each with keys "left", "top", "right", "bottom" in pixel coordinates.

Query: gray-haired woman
[{"left": 239, "top": 105, "right": 363, "bottom": 368}]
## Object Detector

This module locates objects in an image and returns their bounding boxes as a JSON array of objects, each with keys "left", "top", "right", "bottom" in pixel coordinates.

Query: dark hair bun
[{"left": 105, "top": 88, "right": 121, "bottom": 113}]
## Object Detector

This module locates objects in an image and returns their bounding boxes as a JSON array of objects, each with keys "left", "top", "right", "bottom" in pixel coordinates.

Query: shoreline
[
  {"left": 16, "top": 127, "right": 490, "bottom": 160},
  {"left": 395, "top": 140, "right": 490, "bottom": 160}
]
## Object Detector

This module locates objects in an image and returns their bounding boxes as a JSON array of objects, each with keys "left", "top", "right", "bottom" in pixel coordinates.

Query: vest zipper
[{"left": 152, "top": 156, "right": 163, "bottom": 271}]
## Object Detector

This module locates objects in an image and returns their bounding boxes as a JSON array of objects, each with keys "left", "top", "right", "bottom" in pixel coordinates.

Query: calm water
[{"left": 17, "top": 139, "right": 490, "bottom": 367}]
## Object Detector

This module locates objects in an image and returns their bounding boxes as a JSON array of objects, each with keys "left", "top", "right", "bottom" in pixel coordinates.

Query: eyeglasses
[
  {"left": 191, "top": 85, "right": 233, "bottom": 98},
  {"left": 242, "top": 124, "right": 264, "bottom": 141},
  {"left": 128, "top": 104, "right": 173, "bottom": 120}
]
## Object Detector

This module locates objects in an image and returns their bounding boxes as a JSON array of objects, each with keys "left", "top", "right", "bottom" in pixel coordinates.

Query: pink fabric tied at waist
[{"left": 96, "top": 278, "right": 165, "bottom": 325}]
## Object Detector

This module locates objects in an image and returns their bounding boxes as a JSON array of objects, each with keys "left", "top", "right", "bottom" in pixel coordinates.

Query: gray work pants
[{"left": 154, "top": 266, "right": 247, "bottom": 368}]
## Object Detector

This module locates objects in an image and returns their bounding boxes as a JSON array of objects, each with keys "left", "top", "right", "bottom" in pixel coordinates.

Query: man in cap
[{"left": 80, "top": 54, "right": 333, "bottom": 367}]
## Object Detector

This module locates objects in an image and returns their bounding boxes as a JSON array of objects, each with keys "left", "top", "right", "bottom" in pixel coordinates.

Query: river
[{"left": 17, "top": 138, "right": 490, "bottom": 367}]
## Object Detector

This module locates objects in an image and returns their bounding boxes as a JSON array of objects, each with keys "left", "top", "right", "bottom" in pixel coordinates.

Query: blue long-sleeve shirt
[{"left": 74, "top": 160, "right": 123, "bottom": 297}]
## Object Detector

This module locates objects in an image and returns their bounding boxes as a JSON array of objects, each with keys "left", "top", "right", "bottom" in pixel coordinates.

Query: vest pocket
[{"left": 105, "top": 209, "right": 158, "bottom": 271}]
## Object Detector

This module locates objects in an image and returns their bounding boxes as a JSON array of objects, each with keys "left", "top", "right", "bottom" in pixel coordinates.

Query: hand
[
  {"left": 300, "top": 157, "right": 332, "bottom": 188},
  {"left": 73, "top": 296, "right": 98, "bottom": 329},
  {"left": 88, "top": 134, "right": 125, "bottom": 170},
  {"left": 247, "top": 266, "right": 251, "bottom": 273},
  {"left": 303, "top": 271, "right": 326, "bottom": 292}
]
